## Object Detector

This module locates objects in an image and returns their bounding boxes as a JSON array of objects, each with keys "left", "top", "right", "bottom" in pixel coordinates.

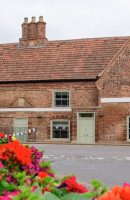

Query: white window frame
[
  {"left": 127, "top": 116, "right": 130, "bottom": 142},
  {"left": 53, "top": 90, "right": 71, "bottom": 108},
  {"left": 50, "top": 120, "right": 70, "bottom": 141}
]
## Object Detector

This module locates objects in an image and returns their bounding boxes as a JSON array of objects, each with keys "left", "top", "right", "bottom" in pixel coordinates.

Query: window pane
[
  {"left": 61, "top": 130, "right": 68, "bottom": 138},
  {"left": 55, "top": 100, "right": 62, "bottom": 106},
  {"left": 54, "top": 92, "right": 69, "bottom": 107},
  {"left": 53, "top": 130, "right": 61, "bottom": 138},
  {"left": 79, "top": 113, "right": 94, "bottom": 118},
  {"left": 62, "top": 100, "right": 68, "bottom": 106},
  {"left": 52, "top": 121, "right": 69, "bottom": 139},
  {"left": 62, "top": 92, "right": 68, "bottom": 98},
  {"left": 55, "top": 92, "right": 62, "bottom": 98}
]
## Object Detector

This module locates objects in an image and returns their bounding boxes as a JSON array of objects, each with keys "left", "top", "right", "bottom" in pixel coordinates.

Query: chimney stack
[
  {"left": 37, "top": 16, "right": 46, "bottom": 39},
  {"left": 29, "top": 16, "right": 37, "bottom": 38},
  {"left": 19, "top": 16, "right": 47, "bottom": 47},
  {"left": 22, "top": 17, "right": 29, "bottom": 39}
]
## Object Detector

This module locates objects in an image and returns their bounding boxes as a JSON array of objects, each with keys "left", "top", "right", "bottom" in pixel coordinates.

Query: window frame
[
  {"left": 50, "top": 120, "right": 70, "bottom": 141},
  {"left": 127, "top": 116, "right": 130, "bottom": 141},
  {"left": 53, "top": 90, "right": 71, "bottom": 108}
]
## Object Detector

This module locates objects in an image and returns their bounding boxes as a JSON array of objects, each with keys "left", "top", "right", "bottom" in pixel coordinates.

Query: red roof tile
[{"left": 0, "top": 37, "right": 129, "bottom": 82}]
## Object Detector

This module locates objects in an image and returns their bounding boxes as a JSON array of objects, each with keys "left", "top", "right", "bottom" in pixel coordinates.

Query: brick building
[{"left": 0, "top": 16, "right": 130, "bottom": 144}]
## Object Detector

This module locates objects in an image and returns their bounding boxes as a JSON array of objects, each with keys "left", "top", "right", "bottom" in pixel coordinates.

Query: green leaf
[
  {"left": 101, "top": 185, "right": 109, "bottom": 194},
  {"left": 51, "top": 188, "right": 68, "bottom": 198},
  {"left": 43, "top": 192, "right": 60, "bottom": 200},
  {"left": 0, "top": 180, "right": 17, "bottom": 191},
  {"left": 82, "top": 191, "right": 97, "bottom": 198},
  {"left": 0, "top": 168, "right": 8, "bottom": 173},
  {"left": 92, "top": 180, "right": 102, "bottom": 189},
  {"left": 62, "top": 193, "right": 91, "bottom": 200},
  {"left": 13, "top": 171, "right": 28, "bottom": 185},
  {"left": 40, "top": 161, "right": 52, "bottom": 168},
  {"left": 43, "top": 176, "right": 53, "bottom": 184}
]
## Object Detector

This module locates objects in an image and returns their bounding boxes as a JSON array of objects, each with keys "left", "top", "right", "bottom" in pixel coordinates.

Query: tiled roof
[{"left": 0, "top": 37, "right": 129, "bottom": 82}]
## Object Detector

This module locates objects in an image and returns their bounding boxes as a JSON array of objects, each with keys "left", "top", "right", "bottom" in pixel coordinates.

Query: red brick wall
[
  {"left": 96, "top": 42, "right": 130, "bottom": 98},
  {"left": 96, "top": 41, "right": 130, "bottom": 143},
  {"left": 0, "top": 81, "right": 98, "bottom": 108},
  {"left": 0, "top": 81, "right": 98, "bottom": 142},
  {"left": 96, "top": 104, "right": 130, "bottom": 143}
]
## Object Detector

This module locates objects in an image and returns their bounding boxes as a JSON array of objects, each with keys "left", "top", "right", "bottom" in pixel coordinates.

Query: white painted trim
[
  {"left": 101, "top": 97, "right": 130, "bottom": 103},
  {"left": 0, "top": 108, "right": 72, "bottom": 112}
]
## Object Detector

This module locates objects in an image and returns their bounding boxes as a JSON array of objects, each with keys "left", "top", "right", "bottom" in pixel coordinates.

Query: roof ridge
[
  {"left": 48, "top": 36, "right": 130, "bottom": 43},
  {"left": 0, "top": 36, "right": 129, "bottom": 46},
  {"left": 0, "top": 42, "right": 18, "bottom": 47}
]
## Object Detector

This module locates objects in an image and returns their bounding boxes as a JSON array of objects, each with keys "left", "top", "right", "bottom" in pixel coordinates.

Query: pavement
[{"left": 33, "top": 144, "right": 130, "bottom": 187}]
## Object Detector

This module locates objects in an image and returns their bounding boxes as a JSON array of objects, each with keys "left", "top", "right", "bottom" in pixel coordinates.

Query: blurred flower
[
  {"left": 38, "top": 171, "right": 48, "bottom": 179},
  {"left": 0, "top": 132, "right": 5, "bottom": 138},
  {"left": 0, "top": 161, "right": 4, "bottom": 168},
  {"left": 64, "top": 176, "right": 88, "bottom": 193}
]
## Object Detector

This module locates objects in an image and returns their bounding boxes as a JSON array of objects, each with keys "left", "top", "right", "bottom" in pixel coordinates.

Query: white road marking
[
  {"left": 43, "top": 155, "right": 130, "bottom": 161},
  {"left": 89, "top": 156, "right": 96, "bottom": 159},
  {"left": 125, "top": 157, "right": 130, "bottom": 160},
  {"left": 43, "top": 156, "right": 50, "bottom": 158},
  {"left": 112, "top": 157, "right": 118, "bottom": 159}
]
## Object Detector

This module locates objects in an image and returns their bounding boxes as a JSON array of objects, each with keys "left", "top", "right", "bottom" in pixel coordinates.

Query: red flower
[
  {"left": 64, "top": 176, "right": 88, "bottom": 193},
  {"left": 0, "top": 140, "right": 31, "bottom": 166},
  {"left": 97, "top": 191, "right": 121, "bottom": 200},
  {"left": 38, "top": 171, "right": 49, "bottom": 179},
  {"left": 98, "top": 184, "right": 130, "bottom": 200},
  {"left": 120, "top": 185, "right": 130, "bottom": 200},
  {"left": 0, "top": 132, "right": 5, "bottom": 138},
  {"left": 42, "top": 187, "right": 51, "bottom": 193}
]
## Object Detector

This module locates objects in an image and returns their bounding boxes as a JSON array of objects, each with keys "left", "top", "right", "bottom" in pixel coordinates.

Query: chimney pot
[
  {"left": 39, "top": 16, "right": 43, "bottom": 22},
  {"left": 32, "top": 16, "right": 36, "bottom": 22},
  {"left": 20, "top": 16, "right": 47, "bottom": 47},
  {"left": 24, "top": 17, "right": 28, "bottom": 23}
]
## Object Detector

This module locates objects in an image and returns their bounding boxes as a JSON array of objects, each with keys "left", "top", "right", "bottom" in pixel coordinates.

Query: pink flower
[
  {"left": 123, "top": 182, "right": 130, "bottom": 188},
  {"left": 0, "top": 161, "right": 4, "bottom": 168}
]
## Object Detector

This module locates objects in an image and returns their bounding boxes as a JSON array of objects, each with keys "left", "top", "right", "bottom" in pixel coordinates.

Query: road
[{"left": 34, "top": 144, "right": 130, "bottom": 187}]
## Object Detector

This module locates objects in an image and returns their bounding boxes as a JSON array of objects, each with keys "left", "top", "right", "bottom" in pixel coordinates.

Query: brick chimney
[{"left": 19, "top": 16, "right": 47, "bottom": 47}]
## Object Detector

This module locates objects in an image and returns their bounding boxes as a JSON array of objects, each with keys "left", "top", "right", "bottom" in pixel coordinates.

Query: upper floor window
[{"left": 54, "top": 91, "right": 70, "bottom": 107}]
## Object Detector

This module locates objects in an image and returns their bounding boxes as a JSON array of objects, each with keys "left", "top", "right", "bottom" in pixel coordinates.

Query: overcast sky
[{"left": 0, "top": 0, "right": 130, "bottom": 43}]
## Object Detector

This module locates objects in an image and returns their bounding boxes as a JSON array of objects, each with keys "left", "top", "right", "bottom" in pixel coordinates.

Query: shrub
[{"left": 0, "top": 133, "right": 129, "bottom": 200}]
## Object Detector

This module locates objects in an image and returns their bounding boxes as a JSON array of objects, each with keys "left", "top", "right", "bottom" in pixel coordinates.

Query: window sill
[{"left": 50, "top": 138, "right": 70, "bottom": 141}]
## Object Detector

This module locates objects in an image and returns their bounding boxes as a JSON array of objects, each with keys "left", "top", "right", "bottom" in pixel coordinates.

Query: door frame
[{"left": 77, "top": 112, "right": 95, "bottom": 144}]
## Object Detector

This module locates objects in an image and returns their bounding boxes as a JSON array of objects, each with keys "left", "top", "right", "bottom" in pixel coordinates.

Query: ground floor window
[
  {"left": 51, "top": 121, "right": 70, "bottom": 139},
  {"left": 127, "top": 117, "right": 130, "bottom": 141}
]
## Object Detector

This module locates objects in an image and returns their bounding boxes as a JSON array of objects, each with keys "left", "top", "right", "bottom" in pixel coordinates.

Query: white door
[{"left": 77, "top": 113, "right": 95, "bottom": 144}]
